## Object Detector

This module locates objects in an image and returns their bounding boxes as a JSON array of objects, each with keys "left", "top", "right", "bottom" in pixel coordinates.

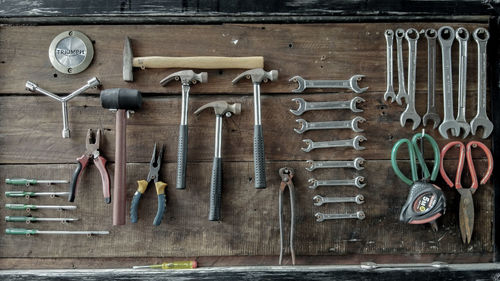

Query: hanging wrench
[
  {"left": 290, "top": 97, "right": 364, "bottom": 116},
  {"left": 470, "top": 27, "right": 494, "bottom": 139},
  {"left": 313, "top": 194, "right": 365, "bottom": 206},
  {"left": 422, "top": 28, "right": 441, "bottom": 129},
  {"left": 305, "top": 157, "right": 365, "bottom": 171},
  {"left": 301, "top": 135, "right": 366, "bottom": 152},
  {"left": 438, "top": 26, "right": 461, "bottom": 139},
  {"left": 454, "top": 27, "right": 472, "bottom": 138},
  {"left": 400, "top": 28, "right": 421, "bottom": 130},
  {"left": 308, "top": 176, "right": 366, "bottom": 189},
  {"left": 289, "top": 75, "right": 368, "bottom": 94},
  {"left": 294, "top": 117, "right": 365, "bottom": 134},
  {"left": 315, "top": 211, "right": 365, "bottom": 222},
  {"left": 384, "top": 29, "right": 396, "bottom": 103},
  {"left": 395, "top": 28, "right": 408, "bottom": 105}
]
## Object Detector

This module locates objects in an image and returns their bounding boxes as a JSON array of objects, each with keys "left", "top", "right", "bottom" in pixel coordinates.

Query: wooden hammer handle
[{"left": 133, "top": 56, "right": 264, "bottom": 69}]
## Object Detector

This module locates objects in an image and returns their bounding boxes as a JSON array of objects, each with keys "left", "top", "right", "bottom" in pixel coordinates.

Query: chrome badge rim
[{"left": 48, "top": 30, "right": 94, "bottom": 74}]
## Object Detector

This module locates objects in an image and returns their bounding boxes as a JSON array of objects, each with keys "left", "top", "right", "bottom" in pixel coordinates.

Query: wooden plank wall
[{"left": 0, "top": 22, "right": 494, "bottom": 269}]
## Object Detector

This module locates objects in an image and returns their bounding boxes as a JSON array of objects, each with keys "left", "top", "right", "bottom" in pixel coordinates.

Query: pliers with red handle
[{"left": 69, "top": 129, "right": 111, "bottom": 203}]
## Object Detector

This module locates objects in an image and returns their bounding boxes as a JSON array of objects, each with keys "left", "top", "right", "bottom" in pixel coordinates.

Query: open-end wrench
[
  {"left": 305, "top": 157, "right": 365, "bottom": 171},
  {"left": 290, "top": 97, "right": 364, "bottom": 116},
  {"left": 384, "top": 29, "right": 396, "bottom": 103},
  {"left": 308, "top": 176, "right": 366, "bottom": 189},
  {"left": 438, "top": 26, "right": 461, "bottom": 139},
  {"left": 315, "top": 211, "right": 365, "bottom": 222},
  {"left": 301, "top": 135, "right": 366, "bottom": 152},
  {"left": 313, "top": 194, "right": 365, "bottom": 206},
  {"left": 455, "top": 28, "right": 471, "bottom": 138},
  {"left": 422, "top": 28, "right": 441, "bottom": 129},
  {"left": 294, "top": 117, "right": 365, "bottom": 134},
  {"left": 470, "top": 28, "right": 493, "bottom": 139},
  {"left": 289, "top": 75, "right": 368, "bottom": 94},
  {"left": 395, "top": 28, "right": 408, "bottom": 105},
  {"left": 400, "top": 28, "right": 421, "bottom": 130}
]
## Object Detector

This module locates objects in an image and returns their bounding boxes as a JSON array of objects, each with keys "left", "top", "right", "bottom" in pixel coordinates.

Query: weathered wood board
[{"left": 0, "top": 23, "right": 495, "bottom": 269}]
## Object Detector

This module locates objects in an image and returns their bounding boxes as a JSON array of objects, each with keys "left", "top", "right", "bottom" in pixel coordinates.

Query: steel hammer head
[
  {"left": 123, "top": 37, "right": 134, "bottom": 82},
  {"left": 100, "top": 88, "right": 143, "bottom": 110},
  {"left": 160, "top": 70, "right": 208, "bottom": 87},
  {"left": 232, "top": 68, "right": 278, "bottom": 84},
  {"left": 194, "top": 101, "right": 241, "bottom": 116}
]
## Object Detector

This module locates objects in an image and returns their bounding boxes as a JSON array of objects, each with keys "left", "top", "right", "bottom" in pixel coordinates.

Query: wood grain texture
[{"left": 0, "top": 23, "right": 487, "bottom": 94}]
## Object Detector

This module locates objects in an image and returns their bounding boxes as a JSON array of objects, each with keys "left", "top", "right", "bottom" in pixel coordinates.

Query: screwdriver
[
  {"left": 5, "top": 216, "right": 79, "bottom": 223},
  {"left": 6, "top": 178, "right": 69, "bottom": 186},
  {"left": 5, "top": 191, "right": 70, "bottom": 198},
  {"left": 6, "top": 228, "right": 109, "bottom": 236},
  {"left": 133, "top": 261, "right": 197, "bottom": 269},
  {"left": 5, "top": 204, "right": 77, "bottom": 211}
]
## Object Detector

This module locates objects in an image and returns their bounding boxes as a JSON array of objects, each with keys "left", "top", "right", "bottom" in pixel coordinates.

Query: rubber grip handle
[
  {"left": 5, "top": 204, "right": 35, "bottom": 210},
  {"left": 208, "top": 157, "right": 222, "bottom": 221},
  {"left": 254, "top": 125, "right": 266, "bottom": 189},
  {"left": 176, "top": 124, "right": 188, "bottom": 189},
  {"left": 69, "top": 162, "right": 83, "bottom": 202},
  {"left": 5, "top": 216, "right": 34, "bottom": 222},
  {"left": 130, "top": 192, "right": 142, "bottom": 223},
  {"left": 5, "top": 179, "right": 35, "bottom": 185},
  {"left": 6, "top": 228, "right": 37, "bottom": 235},
  {"left": 153, "top": 194, "right": 166, "bottom": 226},
  {"left": 94, "top": 156, "right": 111, "bottom": 204}
]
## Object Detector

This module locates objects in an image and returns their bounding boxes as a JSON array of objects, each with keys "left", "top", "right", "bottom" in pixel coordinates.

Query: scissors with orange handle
[{"left": 439, "top": 141, "right": 493, "bottom": 244}]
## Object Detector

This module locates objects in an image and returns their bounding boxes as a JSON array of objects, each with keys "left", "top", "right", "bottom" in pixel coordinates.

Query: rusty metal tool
[{"left": 278, "top": 167, "right": 296, "bottom": 265}]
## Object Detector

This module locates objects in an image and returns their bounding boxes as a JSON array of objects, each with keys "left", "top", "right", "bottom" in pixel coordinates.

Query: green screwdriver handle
[
  {"left": 5, "top": 179, "right": 36, "bottom": 185},
  {"left": 5, "top": 216, "right": 36, "bottom": 222},
  {"left": 5, "top": 228, "right": 37, "bottom": 235},
  {"left": 5, "top": 204, "right": 37, "bottom": 210},
  {"left": 5, "top": 191, "right": 35, "bottom": 197}
]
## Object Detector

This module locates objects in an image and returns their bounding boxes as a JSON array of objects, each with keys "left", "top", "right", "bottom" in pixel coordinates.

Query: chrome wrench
[
  {"left": 301, "top": 135, "right": 366, "bottom": 152},
  {"left": 313, "top": 194, "right": 365, "bottom": 206},
  {"left": 384, "top": 29, "right": 396, "bottom": 102},
  {"left": 289, "top": 75, "right": 368, "bottom": 93},
  {"left": 422, "top": 28, "right": 441, "bottom": 129},
  {"left": 455, "top": 27, "right": 471, "bottom": 138},
  {"left": 470, "top": 27, "right": 493, "bottom": 139},
  {"left": 438, "top": 26, "right": 461, "bottom": 139},
  {"left": 395, "top": 28, "right": 408, "bottom": 105},
  {"left": 294, "top": 117, "right": 365, "bottom": 134},
  {"left": 289, "top": 97, "right": 364, "bottom": 116},
  {"left": 315, "top": 211, "right": 365, "bottom": 222},
  {"left": 305, "top": 157, "right": 365, "bottom": 171},
  {"left": 308, "top": 176, "right": 366, "bottom": 189},
  {"left": 400, "top": 28, "right": 421, "bottom": 130}
]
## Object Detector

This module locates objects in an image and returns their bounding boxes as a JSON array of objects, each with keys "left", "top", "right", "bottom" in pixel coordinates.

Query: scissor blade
[{"left": 458, "top": 190, "right": 474, "bottom": 244}]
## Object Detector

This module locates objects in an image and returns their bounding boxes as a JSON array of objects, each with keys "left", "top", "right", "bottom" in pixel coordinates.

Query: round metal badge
[{"left": 49, "top": 31, "right": 94, "bottom": 74}]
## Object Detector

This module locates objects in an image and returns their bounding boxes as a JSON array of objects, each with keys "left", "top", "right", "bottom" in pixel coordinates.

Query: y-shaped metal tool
[
  {"left": 400, "top": 28, "right": 421, "bottom": 130},
  {"left": 25, "top": 77, "right": 101, "bottom": 138},
  {"left": 422, "top": 28, "right": 441, "bottom": 129},
  {"left": 233, "top": 69, "right": 278, "bottom": 189},
  {"left": 278, "top": 167, "right": 296, "bottom": 265},
  {"left": 161, "top": 70, "right": 207, "bottom": 190},
  {"left": 384, "top": 29, "right": 396, "bottom": 103},
  {"left": 289, "top": 75, "right": 368, "bottom": 93},
  {"left": 470, "top": 28, "right": 493, "bottom": 139},
  {"left": 455, "top": 27, "right": 471, "bottom": 138}
]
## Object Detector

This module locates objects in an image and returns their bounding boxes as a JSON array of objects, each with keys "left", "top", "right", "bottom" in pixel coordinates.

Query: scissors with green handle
[{"left": 391, "top": 132, "right": 440, "bottom": 186}]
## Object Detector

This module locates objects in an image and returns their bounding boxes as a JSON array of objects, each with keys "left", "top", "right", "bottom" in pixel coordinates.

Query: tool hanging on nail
[
  {"left": 5, "top": 191, "right": 70, "bottom": 198},
  {"left": 69, "top": 129, "right": 110, "bottom": 203},
  {"left": 391, "top": 131, "right": 445, "bottom": 231},
  {"left": 288, "top": 75, "right": 368, "bottom": 93},
  {"left": 25, "top": 77, "right": 101, "bottom": 138},
  {"left": 5, "top": 216, "right": 79, "bottom": 223},
  {"left": 194, "top": 101, "right": 241, "bottom": 221},
  {"left": 5, "top": 179, "right": 69, "bottom": 186},
  {"left": 278, "top": 167, "right": 296, "bottom": 265},
  {"left": 290, "top": 97, "right": 364, "bottom": 116},
  {"left": 130, "top": 143, "right": 167, "bottom": 226},
  {"left": 439, "top": 141, "right": 493, "bottom": 244},
  {"left": 5, "top": 204, "right": 77, "bottom": 211},
  {"left": 6, "top": 228, "right": 109, "bottom": 236},
  {"left": 233, "top": 68, "right": 278, "bottom": 189},
  {"left": 160, "top": 70, "right": 207, "bottom": 190}
]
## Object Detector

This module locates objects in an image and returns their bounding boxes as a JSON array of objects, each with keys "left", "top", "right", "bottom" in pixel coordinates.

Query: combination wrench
[
  {"left": 301, "top": 135, "right": 366, "bottom": 152},
  {"left": 395, "top": 28, "right": 408, "bottom": 105},
  {"left": 289, "top": 97, "right": 364, "bottom": 116},
  {"left": 294, "top": 117, "right": 365, "bottom": 134},
  {"left": 313, "top": 194, "right": 365, "bottom": 206},
  {"left": 438, "top": 26, "right": 461, "bottom": 139},
  {"left": 308, "top": 176, "right": 366, "bottom": 189},
  {"left": 455, "top": 27, "right": 471, "bottom": 138},
  {"left": 305, "top": 157, "right": 365, "bottom": 171},
  {"left": 315, "top": 211, "right": 365, "bottom": 222},
  {"left": 384, "top": 29, "right": 396, "bottom": 103},
  {"left": 422, "top": 28, "right": 441, "bottom": 129},
  {"left": 470, "top": 27, "right": 494, "bottom": 139},
  {"left": 289, "top": 75, "right": 368, "bottom": 93},
  {"left": 400, "top": 28, "right": 421, "bottom": 130}
]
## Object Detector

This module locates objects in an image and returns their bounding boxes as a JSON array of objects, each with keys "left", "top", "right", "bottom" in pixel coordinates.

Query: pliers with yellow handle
[{"left": 130, "top": 143, "right": 167, "bottom": 226}]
